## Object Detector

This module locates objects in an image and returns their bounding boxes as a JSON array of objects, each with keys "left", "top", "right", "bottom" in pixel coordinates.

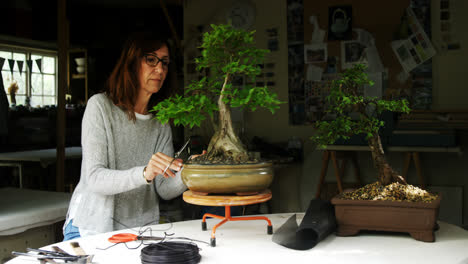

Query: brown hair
[{"left": 105, "top": 31, "right": 174, "bottom": 121}]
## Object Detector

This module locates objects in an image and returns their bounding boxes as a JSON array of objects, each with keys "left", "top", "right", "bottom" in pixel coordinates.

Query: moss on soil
[{"left": 187, "top": 153, "right": 260, "bottom": 165}]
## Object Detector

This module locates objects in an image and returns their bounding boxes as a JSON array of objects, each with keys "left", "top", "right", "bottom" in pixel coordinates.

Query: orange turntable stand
[{"left": 183, "top": 189, "right": 273, "bottom": 247}]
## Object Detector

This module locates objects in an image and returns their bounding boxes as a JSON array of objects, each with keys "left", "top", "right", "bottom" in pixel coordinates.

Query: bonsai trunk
[
  {"left": 205, "top": 74, "right": 249, "bottom": 163},
  {"left": 368, "top": 133, "right": 407, "bottom": 185}
]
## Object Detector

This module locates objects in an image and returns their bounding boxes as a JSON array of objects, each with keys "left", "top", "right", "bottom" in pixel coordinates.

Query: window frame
[{"left": 0, "top": 43, "right": 58, "bottom": 107}]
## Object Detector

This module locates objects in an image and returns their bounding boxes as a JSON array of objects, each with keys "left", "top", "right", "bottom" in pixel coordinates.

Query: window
[{"left": 1, "top": 45, "right": 57, "bottom": 107}]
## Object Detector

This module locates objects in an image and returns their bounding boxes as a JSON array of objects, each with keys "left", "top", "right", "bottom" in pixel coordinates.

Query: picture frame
[
  {"left": 304, "top": 43, "right": 327, "bottom": 63},
  {"left": 328, "top": 5, "right": 352, "bottom": 41},
  {"left": 341, "top": 40, "right": 368, "bottom": 69}
]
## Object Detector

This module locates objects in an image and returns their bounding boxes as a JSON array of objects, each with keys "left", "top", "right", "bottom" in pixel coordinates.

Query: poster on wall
[
  {"left": 328, "top": 5, "right": 352, "bottom": 41},
  {"left": 391, "top": 7, "right": 436, "bottom": 73},
  {"left": 390, "top": 1, "right": 433, "bottom": 110}
]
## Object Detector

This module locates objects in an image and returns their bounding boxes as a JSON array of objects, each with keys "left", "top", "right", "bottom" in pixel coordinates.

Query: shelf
[
  {"left": 71, "top": 74, "right": 86, "bottom": 79},
  {"left": 68, "top": 49, "right": 88, "bottom": 104}
]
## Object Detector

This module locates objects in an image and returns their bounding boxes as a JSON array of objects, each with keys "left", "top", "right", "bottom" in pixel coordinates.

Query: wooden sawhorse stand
[
  {"left": 183, "top": 189, "right": 273, "bottom": 247},
  {"left": 402, "top": 151, "right": 425, "bottom": 188},
  {"left": 315, "top": 150, "right": 362, "bottom": 199},
  {"left": 315, "top": 145, "right": 462, "bottom": 198}
]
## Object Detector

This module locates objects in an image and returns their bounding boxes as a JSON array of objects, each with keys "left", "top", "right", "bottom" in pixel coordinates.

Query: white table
[
  {"left": 0, "top": 147, "right": 82, "bottom": 188},
  {"left": 5, "top": 213, "right": 468, "bottom": 264}
]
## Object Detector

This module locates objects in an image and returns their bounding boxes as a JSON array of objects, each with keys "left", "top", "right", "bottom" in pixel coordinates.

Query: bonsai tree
[
  {"left": 312, "top": 64, "right": 410, "bottom": 187},
  {"left": 152, "top": 24, "right": 283, "bottom": 163}
]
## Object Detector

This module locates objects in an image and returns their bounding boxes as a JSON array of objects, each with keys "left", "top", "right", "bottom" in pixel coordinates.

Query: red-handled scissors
[{"left": 108, "top": 233, "right": 164, "bottom": 243}]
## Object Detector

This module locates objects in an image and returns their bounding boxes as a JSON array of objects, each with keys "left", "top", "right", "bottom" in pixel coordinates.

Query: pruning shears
[{"left": 162, "top": 138, "right": 191, "bottom": 175}]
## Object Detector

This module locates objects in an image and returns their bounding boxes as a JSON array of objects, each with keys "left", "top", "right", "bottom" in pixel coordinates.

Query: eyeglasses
[{"left": 144, "top": 53, "right": 170, "bottom": 69}]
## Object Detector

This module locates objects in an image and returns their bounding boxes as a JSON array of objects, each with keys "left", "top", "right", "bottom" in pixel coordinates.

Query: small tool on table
[
  {"left": 162, "top": 137, "right": 191, "bottom": 175},
  {"left": 70, "top": 242, "right": 93, "bottom": 263},
  {"left": 11, "top": 247, "right": 92, "bottom": 263},
  {"left": 51, "top": 246, "right": 70, "bottom": 255}
]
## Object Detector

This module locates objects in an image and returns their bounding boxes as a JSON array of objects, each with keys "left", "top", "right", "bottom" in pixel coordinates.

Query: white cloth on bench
[{"left": 0, "top": 188, "right": 71, "bottom": 236}]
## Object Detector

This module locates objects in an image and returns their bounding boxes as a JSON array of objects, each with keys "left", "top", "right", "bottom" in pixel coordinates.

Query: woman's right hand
[{"left": 144, "top": 152, "right": 183, "bottom": 181}]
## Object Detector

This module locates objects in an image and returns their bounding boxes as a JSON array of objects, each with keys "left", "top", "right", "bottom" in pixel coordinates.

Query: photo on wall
[
  {"left": 328, "top": 5, "right": 352, "bottom": 41},
  {"left": 341, "top": 40, "right": 368, "bottom": 69},
  {"left": 304, "top": 43, "right": 327, "bottom": 63}
]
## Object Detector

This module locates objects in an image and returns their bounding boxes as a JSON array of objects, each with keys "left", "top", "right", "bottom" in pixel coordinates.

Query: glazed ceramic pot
[{"left": 181, "top": 162, "right": 274, "bottom": 195}]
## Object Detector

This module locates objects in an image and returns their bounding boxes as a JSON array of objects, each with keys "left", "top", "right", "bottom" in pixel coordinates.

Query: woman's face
[{"left": 138, "top": 44, "right": 170, "bottom": 96}]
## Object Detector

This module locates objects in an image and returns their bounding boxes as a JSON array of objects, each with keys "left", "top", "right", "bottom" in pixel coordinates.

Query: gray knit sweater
[{"left": 65, "top": 93, "right": 187, "bottom": 233}]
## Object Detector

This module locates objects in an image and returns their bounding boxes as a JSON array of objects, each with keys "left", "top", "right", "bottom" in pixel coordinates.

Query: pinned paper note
[
  {"left": 341, "top": 28, "right": 384, "bottom": 73},
  {"left": 309, "top": 16, "right": 325, "bottom": 43},
  {"left": 306, "top": 64, "right": 323, "bottom": 81},
  {"left": 354, "top": 28, "right": 375, "bottom": 47},
  {"left": 365, "top": 46, "right": 384, "bottom": 73}
]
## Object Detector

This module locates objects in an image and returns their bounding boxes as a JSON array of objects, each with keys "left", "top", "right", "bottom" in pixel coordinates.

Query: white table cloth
[{"left": 0, "top": 188, "right": 71, "bottom": 236}]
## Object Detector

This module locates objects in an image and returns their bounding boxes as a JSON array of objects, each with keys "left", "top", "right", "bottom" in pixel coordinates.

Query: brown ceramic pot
[
  {"left": 181, "top": 162, "right": 273, "bottom": 195},
  {"left": 331, "top": 194, "right": 441, "bottom": 242}
]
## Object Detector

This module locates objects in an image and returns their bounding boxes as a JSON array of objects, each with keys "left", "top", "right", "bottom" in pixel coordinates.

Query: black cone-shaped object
[{"left": 272, "top": 199, "right": 336, "bottom": 250}]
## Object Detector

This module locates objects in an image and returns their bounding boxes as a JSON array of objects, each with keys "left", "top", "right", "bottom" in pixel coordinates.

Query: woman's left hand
[{"left": 189, "top": 150, "right": 207, "bottom": 160}]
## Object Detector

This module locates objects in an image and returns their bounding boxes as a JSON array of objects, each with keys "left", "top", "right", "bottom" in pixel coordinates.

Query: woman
[{"left": 63, "top": 31, "right": 186, "bottom": 240}]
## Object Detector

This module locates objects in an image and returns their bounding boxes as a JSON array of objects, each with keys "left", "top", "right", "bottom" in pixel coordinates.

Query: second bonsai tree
[
  {"left": 312, "top": 64, "right": 437, "bottom": 201},
  {"left": 152, "top": 24, "right": 283, "bottom": 164}
]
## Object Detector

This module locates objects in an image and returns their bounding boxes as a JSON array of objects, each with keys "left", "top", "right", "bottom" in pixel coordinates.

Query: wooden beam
[
  {"left": 56, "top": 0, "right": 68, "bottom": 192},
  {"left": 160, "top": 0, "right": 181, "bottom": 50}
]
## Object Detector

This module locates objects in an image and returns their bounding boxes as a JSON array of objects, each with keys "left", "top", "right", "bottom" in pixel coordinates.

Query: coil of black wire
[{"left": 140, "top": 241, "right": 201, "bottom": 264}]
